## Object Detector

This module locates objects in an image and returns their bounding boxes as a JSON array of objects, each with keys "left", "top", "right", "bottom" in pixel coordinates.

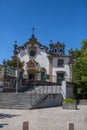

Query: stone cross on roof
[{"left": 31, "top": 27, "right": 36, "bottom": 35}]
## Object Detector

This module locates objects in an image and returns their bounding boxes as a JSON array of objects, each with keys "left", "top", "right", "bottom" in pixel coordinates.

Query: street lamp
[
  {"left": 3, "top": 59, "right": 7, "bottom": 88},
  {"left": 15, "top": 55, "right": 19, "bottom": 93},
  {"left": 14, "top": 41, "right": 19, "bottom": 93}
]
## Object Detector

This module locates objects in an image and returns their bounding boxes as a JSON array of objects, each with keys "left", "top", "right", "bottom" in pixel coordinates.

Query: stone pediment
[{"left": 24, "top": 34, "right": 41, "bottom": 47}]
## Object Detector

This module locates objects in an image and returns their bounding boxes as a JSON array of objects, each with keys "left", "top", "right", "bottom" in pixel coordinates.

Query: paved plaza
[{"left": 0, "top": 105, "right": 87, "bottom": 130}]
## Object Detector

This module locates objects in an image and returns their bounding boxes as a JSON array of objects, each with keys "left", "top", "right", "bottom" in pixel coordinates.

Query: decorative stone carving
[
  {"left": 49, "top": 41, "right": 65, "bottom": 56},
  {"left": 28, "top": 61, "right": 35, "bottom": 68}
]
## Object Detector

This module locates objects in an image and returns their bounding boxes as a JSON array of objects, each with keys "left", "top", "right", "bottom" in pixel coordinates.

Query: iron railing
[{"left": 2, "top": 75, "right": 58, "bottom": 89}]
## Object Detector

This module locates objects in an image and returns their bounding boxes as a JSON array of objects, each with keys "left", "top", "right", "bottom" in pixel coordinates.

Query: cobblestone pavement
[{"left": 0, "top": 105, "right": 87, "bottom": 130}]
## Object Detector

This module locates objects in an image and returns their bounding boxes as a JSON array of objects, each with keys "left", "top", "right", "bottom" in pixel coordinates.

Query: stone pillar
[
  {"left": 69, "top": 64, "right": 73, "bottom": 82},
  {"left": 69, "top": 56, "right": 73, "bottom": 82},
  {"left": 49, "top": 57, "right": 52, "bottom": 82}
]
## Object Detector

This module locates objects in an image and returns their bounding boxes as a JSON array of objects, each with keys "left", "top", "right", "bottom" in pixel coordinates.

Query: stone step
[
  {"left": 0, "top": 89, "right": 62, "bottom": 109},
  {"left": 0, "top": 92, "right": 50, "bottom": 109},
  {"left": 0, "top": 92, "right": 34, "bottom": 109}
]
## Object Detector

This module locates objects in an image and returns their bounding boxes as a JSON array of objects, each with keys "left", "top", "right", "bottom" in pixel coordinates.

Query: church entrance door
[{"left": 29, "top": 73, "right": 35, "bottom": 81}]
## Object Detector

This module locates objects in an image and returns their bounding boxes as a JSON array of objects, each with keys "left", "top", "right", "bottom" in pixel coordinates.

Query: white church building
[{"left": 13, "top": 31, "right": 73, "bottom": 86}]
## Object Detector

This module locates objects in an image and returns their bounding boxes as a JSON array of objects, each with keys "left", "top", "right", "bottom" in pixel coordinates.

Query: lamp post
[
  {"left": 14, "top": 41, "right": 19, "bottom": 93},
  {"left": 15, "top": 56, "right": 19, "bottom": 93},
  {"left": 3, "top": 59, "right": 7, "bottom": 88}
]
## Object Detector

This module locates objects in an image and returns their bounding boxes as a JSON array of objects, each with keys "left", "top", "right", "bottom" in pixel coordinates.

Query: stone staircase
[
  {"left": 0, "top": 93, "right": 32, "bottom": 109},
  {"left": 0, "top": 85, "right": 62, "bottom": 109}
]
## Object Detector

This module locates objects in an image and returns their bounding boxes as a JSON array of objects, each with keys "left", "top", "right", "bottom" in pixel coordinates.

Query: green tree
[
  {"left": 73, "top": 40, "right": 87, "bottom": 99},
  {"left": 7, "top": 56, "right": 23, "bottom": 68}
]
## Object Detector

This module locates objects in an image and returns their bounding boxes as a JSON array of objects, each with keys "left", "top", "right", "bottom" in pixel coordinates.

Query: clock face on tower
[{"left": 29, "top": 50, "right": 36, "bottom": 57}]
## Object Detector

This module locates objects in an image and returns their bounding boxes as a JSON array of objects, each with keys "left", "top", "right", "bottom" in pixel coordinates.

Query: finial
[
  {"left": 3, "top": 59, "right": 6, "bottom": 66},
  {"left": 50, "top": 40, "right": 53, "bottom": 45},
  {"left": 31, "top": 27, "right": 36, "bottom": 37},
  {"left": 14, "top": 41, "right": 17, "bottom": 48},
  {"left": 13, "top": 41, "right": 18, "bottom": 55},
  {"left": 50, "top": 40, "right": 52, "bottom": 43},
  {"left": 14, "top": 40, "right": 17, "bottom": 44}
]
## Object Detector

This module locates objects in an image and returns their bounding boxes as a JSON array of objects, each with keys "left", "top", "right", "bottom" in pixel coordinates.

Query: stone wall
[
  {"left": 66, "top": 82, "right": 74, "bottom": 98},
  {"left": 61, "top": 81, "right": 74, "bottom": 99},
  {"left": 35, "top": 94, "right": 63, "bottom": 108}
]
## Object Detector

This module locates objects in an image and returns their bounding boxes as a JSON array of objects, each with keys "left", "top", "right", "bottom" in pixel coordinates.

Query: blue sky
[{"left": 0, "top": 0, "right": 87, "bottom": 64}]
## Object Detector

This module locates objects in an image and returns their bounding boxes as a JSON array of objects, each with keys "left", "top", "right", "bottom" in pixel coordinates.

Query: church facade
[{"left": 14, "top": 33, "right": 72, "bottom": 85}]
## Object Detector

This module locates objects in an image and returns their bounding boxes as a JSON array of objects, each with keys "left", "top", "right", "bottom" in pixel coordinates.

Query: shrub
[{"left": 63, "top": 98, "right": 76, "bottom": 103}]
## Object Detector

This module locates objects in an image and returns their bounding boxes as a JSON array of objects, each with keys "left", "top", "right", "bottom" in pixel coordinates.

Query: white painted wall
[
  {"left": 61, "top": 81, "right": 74, "bottom": 99},
  {"left": 36, "top": 48, "right": 49, "bottom": 74},
  {"left": 19, "top": 49, "right": 29, "bottom": 63},
  {"left": 19, "top": 44, "right": 49, "bottom": 76},
  {"left": 52, "top": 57, "right": 70, "bottom": 81},
  {"left": 61, "top": 81, "right": 66, "bottom": 99}
]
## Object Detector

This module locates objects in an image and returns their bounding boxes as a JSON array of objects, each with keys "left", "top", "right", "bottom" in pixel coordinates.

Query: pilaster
[{"left": 48, "top": 57, "right": 52, "bottom": 82}]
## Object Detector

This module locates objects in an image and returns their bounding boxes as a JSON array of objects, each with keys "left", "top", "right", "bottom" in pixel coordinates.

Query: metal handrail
[
  {"left": 30, "top": 85, "right": 47, "bottom": 105},
  {"left": 30, "top": 85, "right": 61, "bottom": 108}
]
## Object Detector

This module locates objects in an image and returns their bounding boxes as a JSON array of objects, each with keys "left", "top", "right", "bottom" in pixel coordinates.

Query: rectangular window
[{"left": 58, "top": 59, "right": 64, "bottom": 67}]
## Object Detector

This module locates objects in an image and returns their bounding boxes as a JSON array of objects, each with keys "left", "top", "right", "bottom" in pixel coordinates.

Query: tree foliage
[
  {"left": 73, "top": 40, "right": 87, "bottom": 99},
  {"left": 6, "top": 56, "right": 23, "bottom": 69}
]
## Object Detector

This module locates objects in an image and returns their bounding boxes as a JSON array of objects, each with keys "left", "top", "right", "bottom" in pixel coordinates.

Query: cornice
[{"left": 47, "top": 55, "right": 71, "bottom": 58}]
